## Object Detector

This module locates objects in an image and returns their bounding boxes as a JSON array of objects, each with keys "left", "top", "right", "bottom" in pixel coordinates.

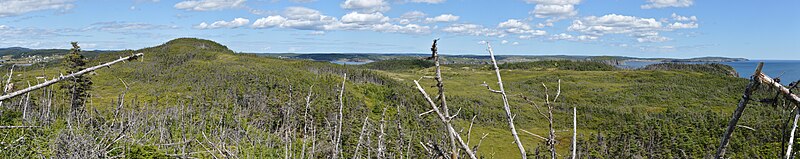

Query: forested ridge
[{"left": 0, "top": 38, "right": 796, "bottom": 158}]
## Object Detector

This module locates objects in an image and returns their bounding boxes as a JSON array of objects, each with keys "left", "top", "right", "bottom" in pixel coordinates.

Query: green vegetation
[
  {"left": 641, "top": 63, "right": 739, "bottom": 77},
  {"left": 360, "top": 59, "right": 434, "bottom": 71},
  {"left": 0, "top": 38, "right": 791, "bottom": 158},
  {"left": 498, "top": 60, "right": 617, "bottom": 71}
]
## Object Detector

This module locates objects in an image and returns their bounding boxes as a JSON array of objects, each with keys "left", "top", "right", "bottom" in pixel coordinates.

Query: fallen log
[{"left": 0, "top": 53, "right": 144, "bottom": 101}]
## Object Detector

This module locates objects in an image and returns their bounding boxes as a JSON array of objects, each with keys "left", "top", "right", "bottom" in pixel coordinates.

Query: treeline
[{"left": 640, "top": 63, "right": 739, "bottom": 77}]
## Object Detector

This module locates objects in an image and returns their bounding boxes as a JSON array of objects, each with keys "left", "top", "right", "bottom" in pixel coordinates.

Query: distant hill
[
  {"left": 259, "top": 53, "right": 748, "bottom": 65},
  {"left": 0, "top": 47, "right": 115, "bottom": 58}
]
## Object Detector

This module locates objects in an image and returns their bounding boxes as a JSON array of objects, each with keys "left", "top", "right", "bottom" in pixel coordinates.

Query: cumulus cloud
[
  {"left": 549, "top": 33, "right": 597, "bottom": 41},
  {"left": 342, "top": 12, "right": 390, "bottom": 24},
  {"left": 641, "top": 0, "right": 693, "bottom": 9},
  {"left": 195, "top": 18, "right": 250, "bottom": 29},
  {"left": 671, "top": 13, "right": 697, "bottom": 21},
  {"left": 442, "top": 23, "right": 505, "bottom": 37},
  {"left": 525, "top": 0, "right": 581, "bottom": 18},
  {"left": 407, "top": 0, "right": 445, "bottom": 4},
  {"left": 251, "top": 6, "right": 430, "bottom": 34},
  {"left": 667, "top": 22, "right": 698, "bottom": 29},
  {"left": 0, "top": 0, "right": 75, "bottom": 17},
  {"left": 424, "top": 14, "right": 459, "bottom": 23},
  {"left": 568, "top": 14, "right": 662, "bottom": 36},
  {"left": 498, "top": 19, "right": 547, "bottom": 38},
  {"left": 340, "top": 0, "right": 390, "bottom": 13},
  {"left": 174, "top": 0, "right": 246, "bottom": 11},
  {"left": 564, "top": 14, "right": 698, "bottom": 43}
]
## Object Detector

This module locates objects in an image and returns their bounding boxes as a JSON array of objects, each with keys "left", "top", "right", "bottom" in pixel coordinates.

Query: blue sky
[{"left": 0, "top": 0, "right": 798, "bottom": 59}]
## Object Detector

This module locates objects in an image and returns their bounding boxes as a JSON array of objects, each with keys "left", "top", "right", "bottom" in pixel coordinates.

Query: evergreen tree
[{"left": 63, "top": 42, "right": 91, "bottom": 112}]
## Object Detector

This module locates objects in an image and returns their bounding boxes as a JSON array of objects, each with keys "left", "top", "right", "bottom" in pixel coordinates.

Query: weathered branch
[
  {"left": 485, "top": 43, "right": 527, "bottom": 159},
  {"left": 413, "top": 80, "right": 477, "bottom": 159},
  {"left": 0, "top": 53, "right": 144, "bottom": 101},
  {"left": 715, "top": 62, "right": 763, "bottom": 158}
]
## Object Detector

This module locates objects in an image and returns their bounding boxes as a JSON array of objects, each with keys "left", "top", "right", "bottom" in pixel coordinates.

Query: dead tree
[
  {"left": 426, "top": 39, "right": 461, "bottom": 159},
  {"left": 572, "top": 107, "right": 577, "bottom": 159},
  {"left": 542, "top": 80, "right": 561, "bottom": 159},
  {"left": 413, "top": 80, "right": 477, "bottom": 159},
  {"left": 334, "top": 73, "right": 346, "bottom": 159},
  {"left": 0, "top": 53, "right": 144, "bottom": 101},
  {"left": 714, "top": 63, "right": 764, "bottom": 158},
  {"left": 482, "top": 43, "right": 527, "bottom": 159},
  {"left": 1, "top": 65, "right": 14, "bottom": 106},
  {"left": 715, "top": 62, "right": 800, "bottom": 158}
]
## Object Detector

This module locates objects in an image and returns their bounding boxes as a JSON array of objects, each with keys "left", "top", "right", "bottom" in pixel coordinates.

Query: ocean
[{"left": 620, "top": 60, "right": 800, "bottom": 85}]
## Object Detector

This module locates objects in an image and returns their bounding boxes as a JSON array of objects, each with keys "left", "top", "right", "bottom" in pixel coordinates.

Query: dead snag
[
  {"left": 715, "top": 62, "right": 763, "bottom": 158},
  {"left": 334, "top": 73, "right": 346, "bottom": 159},
  {"left": 413, "top": 80, "right": 477, "bottom": 159},
  {"left": 483, "top": 43, "right": 527, "bottom": 159}
]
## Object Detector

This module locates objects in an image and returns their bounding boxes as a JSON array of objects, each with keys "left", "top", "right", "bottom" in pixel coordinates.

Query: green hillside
[{"left": 0, "top": 38, "right": 793, "bottom": 158}]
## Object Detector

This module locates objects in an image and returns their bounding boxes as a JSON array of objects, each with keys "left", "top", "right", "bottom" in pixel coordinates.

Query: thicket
[
  {"left": 498, "top": 60, "right": 617, "bottom": 71},
  {"left": 640, "top": 63, "right": 739, "bottom": 77}
]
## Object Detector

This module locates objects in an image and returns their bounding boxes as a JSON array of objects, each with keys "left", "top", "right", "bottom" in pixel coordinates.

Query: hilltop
[{"left": 0, "top": 38, "right": 787, "bottom": 158}]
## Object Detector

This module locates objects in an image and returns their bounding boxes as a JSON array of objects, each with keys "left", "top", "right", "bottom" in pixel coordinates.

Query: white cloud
[
  {"left": 408, "top": 0, "right": 445, "bottom": 4},
  {"left": 532, "top": 4, "right": 577, "bottom": 18},
  {"left": 398, "top": 11, "right": 426, "bottom": 24},
  {"left": 442, "top": 23, "right": 505, "bottom": 37},
  {"left": 284, "top": 6, "right": 323, "bottom": 20},
  {"left": 568, "top": 14, "right": 662, "bottom": 36},
  {"left": 512, "top": 42, "right": 520, "bottom": 45},
  {"left": 340, "top": 0, "right": 390, "bottom": 13},
  {"left": 252, "top": 7, "right": 338, "bottom": 30},
  {"left": 174, "top": 0, "right": 246, "bottom": 11},
  {"left": 498, "top": 19, "right": 547, "bottom": 38},
  {"left": 525, "top": 0, "right": 581, "bottom": 18},
  {"left": 501, "top": 40, "right": 509, "bottom": 44},
  {"left": 667, "top": 22, "right": 698, "bottom": 29},
  {"left": 195, "top": 18, "right": 250, "bottom": 29},
  {"left": 0, "top": 0, "right": 75, "bottom": 17},
  {"left": 641, "top": 0, "right": 693, "bottom": 9},
  {"left": 251, "top": 7, "right": 429, "bottom": 34},
  {"left": 565, "top": 14, "right": 698, "bottom": 43},
  {"left": 425, "top": 14, "right": 459, "bottom": 23},
  {"left": 400, "top": 11, "right": 426, "bottom": 19},
  {"left": 342, "top": 12, "right": 390, "bottom": 24},
  {"left": 671, "top": 13, "right": 697, "bottom": 21},
  {"left": 370, "top": 23, "right": 431, "bottom": 34},
  {"left": 549, "top": 33, "right": 597, "bottom": 41}
]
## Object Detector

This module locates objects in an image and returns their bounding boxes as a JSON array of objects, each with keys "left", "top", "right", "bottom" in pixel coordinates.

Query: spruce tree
[{"left": 64, "top": 42, "right": 91, "bottom": 112}]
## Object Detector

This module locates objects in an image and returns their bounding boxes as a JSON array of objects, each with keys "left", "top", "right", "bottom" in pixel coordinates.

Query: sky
[{"left": 0, "top": 0, "right": 798, "bottom": 59}]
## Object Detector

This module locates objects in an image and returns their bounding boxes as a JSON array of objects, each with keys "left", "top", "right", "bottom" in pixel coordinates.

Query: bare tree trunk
[
  {"left": 715, "top": 62, "right": 764, "bottom": 159},
  {"left": 1, "top": 65, "right": 14, "bottom": 106},
  {"left": 572, "top": 107, "right": 577, "bottom": 159},
  {"left": 353, "top": 117, "right": 369, "bottom": 159},
  {"left": 301, "top": 85, "right": 314, "bottom": 159},
  {"left": 0, "top": 53, "right": 144, "bottom": 101},
  {"left": 787, "top": 107, "right": 800, "bottom": 159},
  {"left": 378, "top": 107, "right": 387, "bottom": 159},
  {"left": 484, "top": 43, "right": 527, "bottom": 159},
  {"left": 334, "top": 73, "right": 346, "bottom": 159},
  {"left": 413, "top": 80, "right": 477, "bottom": 159},
  {"left": 428, "top": 39, "right": 459, "bottom": 159}
]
